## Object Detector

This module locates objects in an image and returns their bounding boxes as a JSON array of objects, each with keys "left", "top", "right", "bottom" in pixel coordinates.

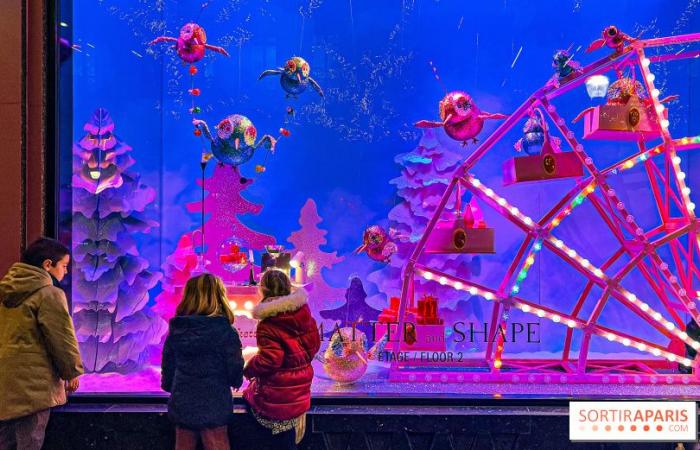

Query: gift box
[
  {"left": 581, "top": 97, "right": 665, "bottom": 141},
  {"left": 425, "top": 221, "right": 495, "bottom": 254},
  {"left": 425, "top": 200, "right": 495, "bottom": 254},
  {"left": 375, "top": 295, "right": 446, "bottom": 351},
  {"left": 502, "top": 151, "right": 583, "bottom": 185}
]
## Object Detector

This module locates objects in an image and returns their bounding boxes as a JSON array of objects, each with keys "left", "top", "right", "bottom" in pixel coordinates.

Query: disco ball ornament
[
  {"left": 606, "top": 77, "right": 646, "bottom": 104},
  {"left": 217, "top": 237, "right": 250, "bottom": 272},
  {"left": 323, "top": 327, "right": 368, "bottom": 383},
  {"left": 585, "top": 74, "right": 610, "bottom": 99}
]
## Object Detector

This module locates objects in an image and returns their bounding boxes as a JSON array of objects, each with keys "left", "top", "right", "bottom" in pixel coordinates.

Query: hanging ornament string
[
  {"left": 428, "top": 60, "right": 448, "bottom": 94},
  {"left": 255, "top": 127, "right": 291, "bottom": 175}
]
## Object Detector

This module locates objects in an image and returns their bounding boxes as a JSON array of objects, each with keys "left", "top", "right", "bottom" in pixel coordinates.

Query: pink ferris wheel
[{"left": 390, "top": 30, "right": 700, "bottom": 385}]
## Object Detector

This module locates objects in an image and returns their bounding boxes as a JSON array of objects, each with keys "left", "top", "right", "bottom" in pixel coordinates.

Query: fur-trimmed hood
[{"left": 253, "top": 288, "right": 308, "bottom": 320}]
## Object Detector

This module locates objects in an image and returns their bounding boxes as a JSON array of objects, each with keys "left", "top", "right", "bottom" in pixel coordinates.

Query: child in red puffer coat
[{"left": 241, "top": 269, "right": 320, "bottom": 449}]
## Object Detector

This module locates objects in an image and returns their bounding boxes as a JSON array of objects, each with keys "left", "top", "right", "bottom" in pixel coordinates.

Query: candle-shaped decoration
[
  {"left": 417, "top": 297, "right": 427, "bottom": 324},
  {"left": 389, "top": 296, "right": 400, "bottom": 312},
  {"left": 248, "top": 249, "right": 257, "bottom": 286},
  {"left": 290, "top": 251, "right": 306, "bottom": 284}
]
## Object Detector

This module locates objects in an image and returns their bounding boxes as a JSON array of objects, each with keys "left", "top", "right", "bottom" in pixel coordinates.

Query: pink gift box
[
  {"left": 425, "top": 220, "right": 495, "bottom": 254},
  {"left": 502, "top": 151, "right": 583, "bottom": 185},
  {"left": 582, "top": 98, "right": 665, "bottom": 141}
]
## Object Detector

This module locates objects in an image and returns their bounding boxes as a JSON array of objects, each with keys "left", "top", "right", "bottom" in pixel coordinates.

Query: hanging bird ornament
[
  {"left": 355, "top": 225, "right": 400, "bottom": 264},
  {"left": 149, "top": 22, "right": 229, "bottom": 64},
  {"left": 514, "top": 108, "right": 561, "bottom": 155},
  {"left": 415, "top": 91, "right": 507, "bottom": 145},
  {"left": 259, "top": 56, "right": 324, "bottom": 98},
  {"left": 193, "top": 115, "right": 289, "bottom": 183},
  {"left": 586, "top": 26, "right": 635, "bottom": 54},
  {"left": 552, "top": 49, "right": 581, "bottom": 80}
]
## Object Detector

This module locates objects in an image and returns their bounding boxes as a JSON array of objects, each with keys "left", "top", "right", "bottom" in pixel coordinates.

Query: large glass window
[{"left": 57, "top": 1, "right": 700, "bottom": 397}]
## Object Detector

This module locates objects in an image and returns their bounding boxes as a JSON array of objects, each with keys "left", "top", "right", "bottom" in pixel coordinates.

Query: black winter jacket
[{"left": 161, "top": 315, "right": 244, "bottom": 429}]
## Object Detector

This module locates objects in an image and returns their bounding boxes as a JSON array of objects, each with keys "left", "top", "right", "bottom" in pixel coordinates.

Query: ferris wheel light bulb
[
  {"left": 682, "top": 187, "right": 691, "bottom": 195},
  {"left": 661, "top": 119, "right": 670, "bottom": 128},
  {"left": 678, "top": 172, "right": 686, "bottom": 180},
  {"left": 645, "top": 73, "right": 655, "bottom": 82},
  {"left": 423, "top": 272, "right": 433, "bottom": 280},
  {"left": 652, "top": 88, "right": 660, "bottom": 98},
  {"left": 453, "top": 281, "right": 463, "bottom": 290},
  {"left": 642, "top": 58, "right": 651, "bottom": 67},
  {"left": 655, "top": 104, "right": 665, "bottom": 113}
]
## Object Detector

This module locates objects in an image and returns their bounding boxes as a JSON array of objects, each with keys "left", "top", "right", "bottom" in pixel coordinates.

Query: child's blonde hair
[
  {"left": 176, "top": 273, "right": 235, "bottom": 324},
  {"left": 260, "top": 269, "right": 292, "bottom": 300}
]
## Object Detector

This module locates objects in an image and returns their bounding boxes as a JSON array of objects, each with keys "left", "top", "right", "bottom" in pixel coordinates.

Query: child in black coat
[{"left": 161, "top": 273, "right": 244, "bottom": 450}]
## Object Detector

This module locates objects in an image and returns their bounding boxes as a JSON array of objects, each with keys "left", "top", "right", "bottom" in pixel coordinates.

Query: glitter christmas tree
[
  {"left": 287, "top": 199, "right": 345, "bottom": 316},
  {"left": 186, "top": 165, "right": 275, "bottom": 283}
]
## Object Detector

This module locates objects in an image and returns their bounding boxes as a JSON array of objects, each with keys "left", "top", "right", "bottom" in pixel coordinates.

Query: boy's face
[{"left": 43, "top": 254, "right": 70, "bottom": 282}]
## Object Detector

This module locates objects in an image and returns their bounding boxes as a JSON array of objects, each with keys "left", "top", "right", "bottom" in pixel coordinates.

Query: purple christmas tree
[
  {"left": 320, "top": 277, "right": 382, "bottom": 342},
  {"left": 287, "top": 199, "right": 345, "bottom": 317},
  {"left": 366, "top": 129, "right": 482, "bottom": 316},
  {"left": 71, "top": 108, "right": 167, "bottom": 373}
]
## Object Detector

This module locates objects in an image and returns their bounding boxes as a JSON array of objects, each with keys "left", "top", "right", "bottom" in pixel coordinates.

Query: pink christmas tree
[
  {"left": 186, "top": 166, "right": 275, "bottom": 283},
  {"left": 152, "top": 232, "right": 200, "bottom": 321},
  {"left": 287, "top": 199, "right": 345, "bottom": 316},
  {"left": 366, "top": 129, "right": 482, "bottom": 315}
]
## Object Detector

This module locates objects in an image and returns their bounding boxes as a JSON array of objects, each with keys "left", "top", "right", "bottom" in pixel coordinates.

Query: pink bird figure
[
  {"left": 149, "top": 22, "right": 229, "bottom": 64},
  {"left": 355, "top": 225, "right": 399, "bottom": 264},
  {"left": 415, "top": 91, "right": 507, "bottom": 145},
  {"left": 586, "top": 26, "right": 636, "bottom": 54}
]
